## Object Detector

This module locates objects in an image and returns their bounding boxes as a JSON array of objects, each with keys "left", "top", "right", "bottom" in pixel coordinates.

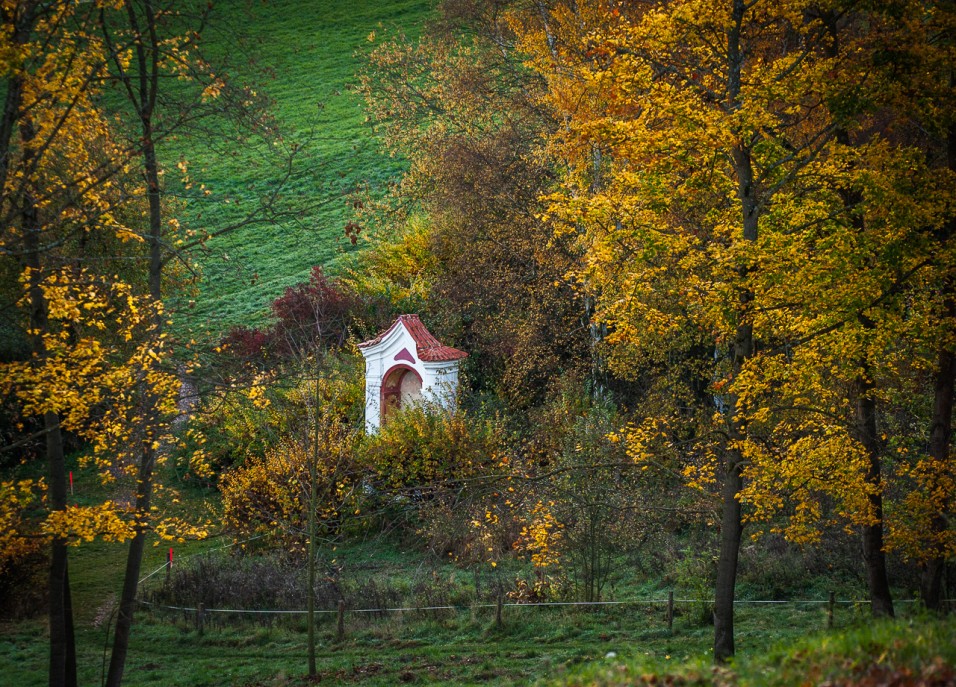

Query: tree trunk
[
  {"left": 0, "top": 11, "right": 76, "bottom": 683},
  {"left": 921, "top": 289, "right": 954, "bottom": 611},
  {"left": 855, "top": 354, "right": 895, "bottom": 618},
  {"left": 18, "top": 104, "right": 77, "bottom": 687},
  {"left": 105, "top": 3, "right": 166, "bottom": 683},
  {"left": 712, "top": 0, "right": 755, "bottom": 663},
  {"left": 44, "top": 394, "right": 73, "bottom": 687},
  {"left": 307, "top": 450, "right": 318, "bottom": 676},
  {"left": 921, "top": 122, "right": 956, "bottom": 612},
  {"left": 105, "top": 445, "right": 155, "bottom": 687},
  {"left": 713, "top": 456, "right": 743, "bottom": 662},
  {"left": 31, "top": 227, "right": 76, "bottom": 687},
  {"left": 63, "top": 561, "right": 76, "bottom": 687},
  {"left": 48, "top": 538, "right": 76, "bottom": 687}
]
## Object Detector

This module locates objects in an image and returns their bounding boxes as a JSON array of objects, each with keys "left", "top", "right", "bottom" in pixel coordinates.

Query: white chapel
[{"left": 358, "top": 314, "right": 467, "bottom": 433}]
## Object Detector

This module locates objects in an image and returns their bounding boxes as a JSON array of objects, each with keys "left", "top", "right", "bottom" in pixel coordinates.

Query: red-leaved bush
[
  {"left": 270, "top": 267, "right": 356, "bottom": 354},
  {"left": 221, "top": 267, "right": 358, "bottom": 361}
]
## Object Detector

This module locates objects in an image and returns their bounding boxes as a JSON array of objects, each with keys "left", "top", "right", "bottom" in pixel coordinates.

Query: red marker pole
[
  {"left": 69, "top": 471, "right": 73, "bottom": 496},
  {"left": 166, "top": 548, "right": 173, "bottom": 579}
]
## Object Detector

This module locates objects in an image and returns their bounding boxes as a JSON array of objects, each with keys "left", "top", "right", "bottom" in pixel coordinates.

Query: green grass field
[
  {"left": 3, "top": 531, "right": 953, "bottom": 687},
  {"left": 161, "top": 0, "right": 431, "bottom": 340}
]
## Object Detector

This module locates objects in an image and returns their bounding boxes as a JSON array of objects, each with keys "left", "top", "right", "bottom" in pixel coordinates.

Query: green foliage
[
  {"left": 339, "top": 214, "right": 437, "bottom": 330},
  {"left": 361, "top": 405, "right": 506, "bottom": 492},
  {"left": 358, "top": 404, "right": 516, "bottom": 563},
  {"left": 533, "top": 396, "right": 631, "bottom": 602},
  {"left": 183, "top": 353, "right": 364, "bottom": 476},
  {"left": 510, "top": 386, "right": 692, "bottom": 603},
  {"left": 673, "top": 547, "right": 717, "bottom": 627}
]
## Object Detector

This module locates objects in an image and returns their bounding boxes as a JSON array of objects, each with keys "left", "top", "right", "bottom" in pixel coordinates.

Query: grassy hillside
[{"left": 164, "top": 0, "right": 431, "bottom": 340}]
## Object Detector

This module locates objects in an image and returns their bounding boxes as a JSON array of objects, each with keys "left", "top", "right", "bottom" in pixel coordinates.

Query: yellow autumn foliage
[
  {"left": 509, "top": 0, "right": 955, "bottom": 560},
  {"left": 220, "top": 415, "right": 360, "bottom": 548}
]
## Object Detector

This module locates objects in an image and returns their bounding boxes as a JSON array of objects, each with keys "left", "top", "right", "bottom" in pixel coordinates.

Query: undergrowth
[{"left": 542, "top": 616, "right": 956, "bottom": 687}]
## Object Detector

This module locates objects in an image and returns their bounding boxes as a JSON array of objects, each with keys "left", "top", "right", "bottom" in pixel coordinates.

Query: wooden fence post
[
  {"left": 337, "top": 600, "right": 345, "bottom": 642},
  {"left": 496, "top": 591, "right": 503, "bottom": 629},
  {"left": 197, "top": 603, "right": 204, "bottom": 636},
  {"left": 828, "top": 591, "right": 835, "bottom": 629},
  {"left": 667, "top": 591, "right": 674, "bottom": 634}
]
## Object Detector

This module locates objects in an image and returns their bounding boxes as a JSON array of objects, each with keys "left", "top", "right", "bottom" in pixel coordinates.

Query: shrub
[
  {"left": 219, "top": 414, "right": 361, "bottom": 549},
  {"left": 0, "top": 479, "right": 47, "bottom": 619},
  {"left": 0, "top": 540, "right": 46, "bottom": 620},
  {"left": 270, "top": 266, "right": 357, "bottom": 354},
  {"left": 359, "top": 405, "right": 516, "bottom": 560},
  {"left": 360, "top": 405, "right": 505, "bottom": 492},
  {"left": 218, "top": 266, "right": 361, "bottom": 369},
  {"left": 146, "top": 551, "right": 316, "bottom": 613},
  {"left": 183, "top": 353, "right": 364, "bottom": 476},
  {"left": 674, "top": 545, "right": 717, "bottom": 626}
]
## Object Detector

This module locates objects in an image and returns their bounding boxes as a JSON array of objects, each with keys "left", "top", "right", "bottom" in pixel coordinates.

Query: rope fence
[
  {"left": 136, "top": 594, "right": 945, "bottom": 641},
  {"left": 138, "top": 536, "right": 947, "bottom": 639},
  {"left": 136, "top": 597, "right": 925, "bottom": 615}
]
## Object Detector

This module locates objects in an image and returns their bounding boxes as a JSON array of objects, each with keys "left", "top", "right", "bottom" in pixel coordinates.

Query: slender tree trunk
[
  {"left": 18, "top": 105, "right": 77, "bottom": 687},
  {"left": 823, "top": 9, "right": 896, "bottom": 616},
  {"left": 31, "top": 234, "right": 76, "bottom": 687},
  {"left": 105, "top": 3, "right": 166, "bottom": 683},
  {"left": 0, "top": 19, "right": 74, "bottom": 685},
  {"left": 307, "top": 481, "right": 317, "bottom": 677},
  {"left": 713, "top": 0, "right": 755, "bottom": 663},
  {"left": 105, "top": 446, "right": 155, "bottom": 687},
  {"left": 855, "top": 351, "right": 895, "bottom": 618},
  {"left": 921, "top": 123, "right": 956, "bottom": 611},
  {"left": 63, "top": 561, "right": 76, "bottom": 687},
  {"left": 48, "top": 539, "right": 76, "bottom": 687},
  {"left": 921, "top": 290, "right": 954, "bottom": 611},
  {"left": 47, "top": 428, "right": 76, "bottom": 687},
  {"left": 307, "top": 374, "right": 320, "bottom": 676}
]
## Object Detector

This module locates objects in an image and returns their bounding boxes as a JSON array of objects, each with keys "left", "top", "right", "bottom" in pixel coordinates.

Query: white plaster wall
[{"left": 422, "top": 361, "right": 460, "bottom": 409}]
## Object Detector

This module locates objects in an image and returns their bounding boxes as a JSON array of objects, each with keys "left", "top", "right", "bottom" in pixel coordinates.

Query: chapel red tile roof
[{"left": 358, "top": 314, "right": 468, "bottom": 362}]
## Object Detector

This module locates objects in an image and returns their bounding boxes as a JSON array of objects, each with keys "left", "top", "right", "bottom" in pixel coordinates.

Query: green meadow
[
  {"left": 163, "top": 0, "right": 431, "bottom": 339},
  {"left": 3, "top": 522, "right": 952, "bottom": 687}
]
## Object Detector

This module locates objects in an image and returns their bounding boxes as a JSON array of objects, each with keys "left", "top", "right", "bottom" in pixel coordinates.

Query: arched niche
[{"left": 380, "top": 364, "right": 423, "bottom": 424}]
